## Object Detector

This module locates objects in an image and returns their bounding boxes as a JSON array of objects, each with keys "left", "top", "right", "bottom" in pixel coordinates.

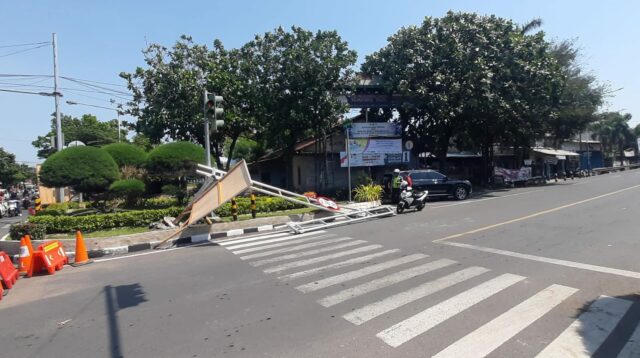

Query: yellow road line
[{"left": 433, "top": 183, "right": 640, "bottom": 243}]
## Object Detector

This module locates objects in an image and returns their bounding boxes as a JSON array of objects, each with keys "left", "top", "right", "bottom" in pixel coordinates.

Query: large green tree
[
  {"left": 120, "top": 36, "right": 255, "bottom": 170},
  {"left": 238, "top": 26, "right": 357, "bottom": 186},
  {"left": 362, "top": 12, "right": 564, "bottom": 177},
  {"left": 32, "top": 114, "right": 124, "bottom": 159},
  {"left": 0, "top": 148, "right": 34, "bottom": 186},
  {"left": 590, "top": 112, "right": 635, "bottom": 166},
  {"left": 544, "top": 40, "right": 606, "bottom": 145}
]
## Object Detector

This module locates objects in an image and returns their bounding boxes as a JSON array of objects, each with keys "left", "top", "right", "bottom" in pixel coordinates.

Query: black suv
[{"left": 400, "top": 170, "right": 472, "bottom": 200}]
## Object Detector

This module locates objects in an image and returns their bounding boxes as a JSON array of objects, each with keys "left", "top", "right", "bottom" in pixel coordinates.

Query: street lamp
[{"left": 66, "top": 100, "right": 123, "bottom": 142}]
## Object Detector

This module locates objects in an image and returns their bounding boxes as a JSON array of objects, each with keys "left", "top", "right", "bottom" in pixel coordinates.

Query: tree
[
  {"left": 102, "top": 143, "right": 147, "bottom": 168},
  {"left": 120, "top": 36, "right": 255, "bottom": 170},
  {"left": 362, "top": 12, "right": 564, "bottom": 178},
  {"left": 239, "top": 26, "right": 357, "bottom": 187},
  {"left": 0, "top": 148, "right": 34, "bottom": 186},
  {"left": 146, "top": 141, "right": 204, "bottom": 204},
  {"left": 109, "top": 179, "right": 145, "bottom": 205},
  {"left": 40, "top": 146, "right": 120, "bottom": 194},
  {"left": 591, "top": 112, "right": 635, "bottom": 166},
  {"left": 544, "top": 40, "right": 606, "bottom": 145},
  {"left": 32, "top": 114, "right": 124, "bottom": 159}
]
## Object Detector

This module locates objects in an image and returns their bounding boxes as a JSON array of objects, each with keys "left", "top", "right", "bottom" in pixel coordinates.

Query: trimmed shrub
[
  {"left": 29, "top": 207, "right": 183, "bottom": 233},
  {"left": 37, "top": 202, "right": 82, "bottom": 216},
  {"left": 40, "top": 146, "right": 120, "bottom": 194},
  {"left": 10, "top": 222, "right": 46, "bottom": 241},
  {"left": 214, "top": 196, "right": 304, "bottom": 217},
  {"left": 109, "top": 179, "right": 146, "bottom": 205},
  {"left": 102, "top": 143, "right": 147, "bottom": 168},
  {"left": 146, "top": 141, "right": 205, "bottom": 179},
  {"left": 142, "top": 196, "right": 179, "bottom": 209}
]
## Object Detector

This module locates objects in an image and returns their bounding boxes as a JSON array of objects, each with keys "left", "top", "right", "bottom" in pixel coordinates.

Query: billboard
[
  {"left": 348, "top": 123, "right": 401, "bottom": 138},
  {"left": 348, "top": 139, "right": 402, "bottom": 154}
]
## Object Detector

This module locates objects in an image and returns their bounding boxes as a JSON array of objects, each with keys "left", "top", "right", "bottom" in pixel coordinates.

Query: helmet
[{"left": 393, "top": 169, "right": 400, "bottom": 174}]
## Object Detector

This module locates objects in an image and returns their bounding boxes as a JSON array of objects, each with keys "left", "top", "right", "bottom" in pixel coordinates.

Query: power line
[
  {"left": 62, "top": 77, "right": 132, "bottom": 96},
  {"left": 0, "top": 44, "right": 50, "bottom": 59},
  {"left": 0, "top": 88, "right": 53, "bottom": 96},
  {"left": 0, "top": 74, "right": 52, "bottom": 78},
  {"left": 0, "top": 41, "right": 48, "bottom": 49},
  {"left": 61, "top": 76, "right": 128, "bottom": 88}
]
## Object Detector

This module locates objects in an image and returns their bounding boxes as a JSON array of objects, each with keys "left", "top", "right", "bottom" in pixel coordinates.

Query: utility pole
[
  {"left": 203, "top": 89, "right": 211, "bottom": 167},
  {"left": 53, "top": 33, "right": 65, "bottom": 203}
]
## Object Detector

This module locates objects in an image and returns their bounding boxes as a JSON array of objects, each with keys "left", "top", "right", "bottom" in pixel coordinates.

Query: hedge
[
  {"left": 29, "top": 207, "right": 183, "bottom": 233},
  {"left": 214, "top": 196, "right": 304, "bottom": 217},
  {"left": 37, "top": 202, "right": 82, "bottom": 216},
  {"left": 10, "top": 222, "right": 47, "bottom": 241}
]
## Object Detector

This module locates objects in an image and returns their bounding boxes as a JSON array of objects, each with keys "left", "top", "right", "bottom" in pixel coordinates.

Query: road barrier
[
  {"left": 28, "top": 240, "right": 68, "bottom": 277},
  {"left": 0, "top": 251, "right": 19, "bottom": 289},
  {"left": 34, "top": 197, "right": 42, "bottom": 213},
  {"left": 231, "top": 198, "right": 238, "bottom": 221},
  {"left": 250, "top": 193, "right": 257, "bottom": 219}
]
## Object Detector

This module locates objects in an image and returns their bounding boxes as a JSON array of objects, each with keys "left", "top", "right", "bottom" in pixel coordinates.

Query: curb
[{"left": 11, "top": 224, "right": 280, "bottom": 263}]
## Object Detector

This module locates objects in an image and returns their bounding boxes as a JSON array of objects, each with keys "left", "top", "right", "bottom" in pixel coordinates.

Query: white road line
[
  {"left": 376, "top": 273, "right": 525, "bottom": 348},
  {"left": 343, "top": 266, "right": 490, "bottom": 325},
  {"left": 250, "top": 240, "right": 367, "bottom": 267},
  {"left": 442, "top": 241, "right": 640, "bottom": 279},
  {"left": 1, "top": 224, "right": 10, "bottom": 229},
  {"left": 278, "top": 249, "right": 400, "bottom": 281},
  {"left": 619, "top": 321, "right": 640, "bottom": 358},
  {"left": 536, "top": 295, "right": 633, "bottom": 357},
  {"left": 428, "top": 189, "right": 544, "bottom": 208},
  {"left": 217, "top": 231, "right": 290, "bottom": 245},
  {"left": 263, "top": 245, "right": 383, "bottom": 274},
  {"left": 296, "top": 253, "right": 428, "bottom": 293},
  {"left": 318, "top": 258, "right": 456, "bottom": 307},
  {"left": 433, "top": 284, "right": 578, "bottom": 358},
  {"left": 95, "top": 241, "right": 213, "bottom": 262},
  {"left": 223, "top": 231, "right": 328, "bottom": 250},
  {"left": 232, "top": 234, "right": 333, "bottom": 254},
  {"left": 238, "top": 237, "right": 353, "bottom": 260}
]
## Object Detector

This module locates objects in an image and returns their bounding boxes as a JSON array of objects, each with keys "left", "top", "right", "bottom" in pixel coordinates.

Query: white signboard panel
[
  {"left": 348, "top": 139, "right": 402, "bottom": 154},
  {"left": 348, "top": 123, "right": 401, "bottom": 138}
]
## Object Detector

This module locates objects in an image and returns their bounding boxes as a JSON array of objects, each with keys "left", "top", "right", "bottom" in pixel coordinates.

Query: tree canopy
[
  {"left": 145, "top": 141, "right": 205, "bottom": 179},
  {"left": 102, "top": 143, "right": 147, "bottom": 168},
  {"left": 590, "top": 112, "right": 636, "bottom": 166},
  {"left": 32, "top": 114, "right": 125, "bottom": 159},
  {"left": 40, "top": 146, "right": 120, "bottom": 194},
  {"left": 0, "top": 148, "right": 34, "bottom": 186}
]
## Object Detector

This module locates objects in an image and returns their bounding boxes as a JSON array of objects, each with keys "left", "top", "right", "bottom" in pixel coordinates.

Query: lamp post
[{"left": 66, "top": 100, "right": 122, "bottom": 142}]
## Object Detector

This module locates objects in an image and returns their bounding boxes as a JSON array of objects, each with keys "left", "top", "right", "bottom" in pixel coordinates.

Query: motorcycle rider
[{"left": 392, "top": 169, "right": 402, "bottom": 204}]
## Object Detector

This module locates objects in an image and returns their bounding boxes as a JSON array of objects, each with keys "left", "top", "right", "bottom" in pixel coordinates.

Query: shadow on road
[
  {"left": 104, "top": 283, "right": 147, "bottom": 358},
  {"left": 576, "top": 293, "right": 640, "bottom": 357}
]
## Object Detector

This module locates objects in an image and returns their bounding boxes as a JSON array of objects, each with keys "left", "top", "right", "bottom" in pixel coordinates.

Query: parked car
[{"left": 399, "top": 170, "right": 472, "bottom": 200}]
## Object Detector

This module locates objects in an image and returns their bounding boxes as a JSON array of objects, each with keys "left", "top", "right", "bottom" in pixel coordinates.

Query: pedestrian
[{"left": 392, "top": 169, "right": 402, "bottom": 204}]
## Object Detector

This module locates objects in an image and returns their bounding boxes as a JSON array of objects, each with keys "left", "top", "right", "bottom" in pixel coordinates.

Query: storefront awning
[{"left": 532, "top": 148, "right": 580, "bottom": 157}]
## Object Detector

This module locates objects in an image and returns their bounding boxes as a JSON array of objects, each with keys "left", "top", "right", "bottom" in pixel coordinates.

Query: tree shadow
[
  {"left": 104, "top": 283, "right": 147, "bottom": 358},
  {"left": 572, "top": 293, "right": 640, "bottom": 357}
]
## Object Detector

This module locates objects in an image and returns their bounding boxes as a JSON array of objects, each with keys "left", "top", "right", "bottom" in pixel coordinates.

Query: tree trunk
[
  {"left": 620, "top": 142, "right": 625, "bottom": 167},
  {"left": 284, "top": 147, "right": 295, "bottom": 190},
  {"left": 212, "top": 141, "right": 223, "bottom": 169},
  {"left": 225, "top": 135, "right": 239, "bottom": 171}
]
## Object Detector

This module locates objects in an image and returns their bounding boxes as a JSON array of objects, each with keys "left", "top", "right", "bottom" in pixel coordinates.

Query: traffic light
[{"left": 205, "top": 93, "right": 224, "bottom": 132}]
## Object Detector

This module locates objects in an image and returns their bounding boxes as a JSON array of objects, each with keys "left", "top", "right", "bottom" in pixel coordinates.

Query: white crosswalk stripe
[
  {"left": 219, "top": 231, "right": 636, "bottom": 355},
  {"left": 250, "top": 240, "right": 366, "bottom": 267},
  {"left": 222, "top": 231, "right": 328, "bottom": 250},
  {"left": 433, "top": 284, "right": 578, "bottom": 358},
  {"left": 277, "top": 249, "right": 401, "bottom": 281},
  {"left": 536, "top": 295, "right": 633, "bottom": 357},
  {"left": 343, "top": 266, "right": 490, "bottom": 325},
  {"left": 318, "top": 258, "right": 456, "bottom": 307},
  {"left": 376, "top": 273, "right": 525, "bottom": 348},
  {"left": 296, "top": 253, "right": 428, "bottom": 293},
  {"left": 231, "top": 234, "right": 335, "bottom": 255},
  {"left": 263, "top": 244, "right": 384, "bottom": 274},
  {"left": 238, "top": 237, "right": 354, "bottom": 260},
  {"left": 619, "top": 321, "right": 640, "bottom": 358}
]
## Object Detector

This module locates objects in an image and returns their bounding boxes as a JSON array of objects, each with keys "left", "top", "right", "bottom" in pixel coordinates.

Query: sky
[{"left": 1, "top": 0, "right": 638, "bottom": 163}]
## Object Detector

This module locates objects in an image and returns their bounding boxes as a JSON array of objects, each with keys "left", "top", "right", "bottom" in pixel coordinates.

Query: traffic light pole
[
  {"left": 53, "top": 33, "right": 65, "bottom": 203},
  {"left": 203, "top": 89, "right": 211, "bottom": 167}
]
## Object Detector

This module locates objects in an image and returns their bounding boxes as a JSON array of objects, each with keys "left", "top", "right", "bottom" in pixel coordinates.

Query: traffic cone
[
  {"left": 70, "top": 229, "right": 92, "bottom": 267},
  {"left": 18, "top": 235, "right": 34, "bottom": 276}
]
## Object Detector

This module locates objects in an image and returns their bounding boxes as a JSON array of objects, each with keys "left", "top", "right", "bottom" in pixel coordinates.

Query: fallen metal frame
[{"left": 286, "top": 205, "right": 396, "bottom": 234}]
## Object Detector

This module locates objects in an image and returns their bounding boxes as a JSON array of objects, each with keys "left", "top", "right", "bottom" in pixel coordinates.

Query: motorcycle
[
  {"left": 397, "top": 185, "right": 428, "bottom": 214},
  {"left": 7, "top": 200, "right": 21, "bottom": 217}
]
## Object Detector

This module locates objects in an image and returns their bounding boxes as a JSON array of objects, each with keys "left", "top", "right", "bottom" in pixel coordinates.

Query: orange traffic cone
[
  {"left": 70, "top": 229, "right": 92, "bottom": 267},
  {"left": 18, "top": 235, "right": 34, "bottom": 275}
]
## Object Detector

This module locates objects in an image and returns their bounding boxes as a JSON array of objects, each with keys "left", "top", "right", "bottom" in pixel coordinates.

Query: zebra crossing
[{"left": 216, "top": 230, "right": 640, "bottom": 356}]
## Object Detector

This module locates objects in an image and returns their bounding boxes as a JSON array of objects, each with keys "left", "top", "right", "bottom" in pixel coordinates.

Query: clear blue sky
[{"left": 2, "top": 0, "right": 638, "bottom": 163}]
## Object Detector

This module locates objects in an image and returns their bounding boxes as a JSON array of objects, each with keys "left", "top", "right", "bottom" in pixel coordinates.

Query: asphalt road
[
  {"left": 2, "top": 170, "right": 640, "bottom": 358},
  {"left": 0, "top": 209, "right": 28, "bottom": 238}
]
